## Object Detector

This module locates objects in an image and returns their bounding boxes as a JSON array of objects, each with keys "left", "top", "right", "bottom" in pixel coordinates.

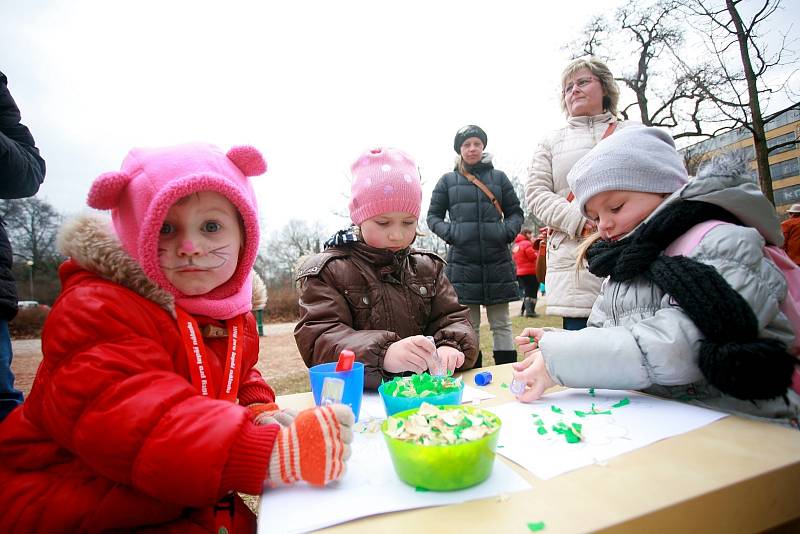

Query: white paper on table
[
  {"left": 489, "top": 389, "right": 728, "bottom": 480},
  {"left": 258, "top": 428, "right": 531, "bottom": 534},
  {"left": 359, "top": 385, "right": 496, "bottom": 421}
]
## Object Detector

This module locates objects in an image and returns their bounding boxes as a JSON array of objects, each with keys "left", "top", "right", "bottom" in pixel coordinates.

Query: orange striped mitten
[{"left": 266, "top": 404, "right": 354, "bottom": 487}]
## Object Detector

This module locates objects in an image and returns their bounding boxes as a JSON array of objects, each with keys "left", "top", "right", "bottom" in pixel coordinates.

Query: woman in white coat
[{"left": 526, "top": 57, "right": 633, "bottom": 330}]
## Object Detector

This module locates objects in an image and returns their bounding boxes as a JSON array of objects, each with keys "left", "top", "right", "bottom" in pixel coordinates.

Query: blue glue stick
[{"left": 474, "top": 371, "right": 493, "bottom": 386}]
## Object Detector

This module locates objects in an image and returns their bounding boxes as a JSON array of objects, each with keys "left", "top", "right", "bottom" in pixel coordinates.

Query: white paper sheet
[
  {"left": 358, "top": 385, "right": 496, "bottom": 421},
  {"left": 258, "top": 426, "right": 531, "bottom": 533},
  {"left": 489, "top": 389, "right": 728, "bottom": 480}
]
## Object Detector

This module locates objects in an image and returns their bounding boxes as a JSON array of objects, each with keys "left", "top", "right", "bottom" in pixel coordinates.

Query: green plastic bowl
[
  {"left": 378, "top": 380, "right": 464, "bottom": 416},
  {"left": 381, "top": 405, "right": 502, "bottom": 491}
]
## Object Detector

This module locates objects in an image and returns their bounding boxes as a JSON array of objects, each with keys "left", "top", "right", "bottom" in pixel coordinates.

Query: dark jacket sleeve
[
  {"left": 426, "top": 261, "right": 479, "bottom": 370},
  {"left": 426, "top": 174, "right": 452, "bottom": 243},
  {"left": 498, "top": 171, "right": 524, "bottom": 243},
  {"left": 0, "top": 71, "right": 46, "bottom": 199},
  {"left": 294, "top": 267, "right": 400, "bottom": 389}
]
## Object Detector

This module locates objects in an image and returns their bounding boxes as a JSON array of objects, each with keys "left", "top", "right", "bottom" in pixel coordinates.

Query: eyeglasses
[{"left": 563, "top": 76, "right": 598, "bottom": 95}]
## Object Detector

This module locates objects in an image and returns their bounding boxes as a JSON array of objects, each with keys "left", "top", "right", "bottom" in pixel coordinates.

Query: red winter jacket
[
  {"left": 0, "top": 216, "right": 278, "bottom": 533},
  {"left": 511, "top": 233, "right": 538, "bottom": 276}
]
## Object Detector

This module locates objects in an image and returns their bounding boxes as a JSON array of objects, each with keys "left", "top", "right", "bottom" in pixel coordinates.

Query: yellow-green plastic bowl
[
  {"left": 381, "top": 405, "right": 502, "bottom": 491},
  {"left": 378, "top": 380, "right": 464, "bottom": 416}
]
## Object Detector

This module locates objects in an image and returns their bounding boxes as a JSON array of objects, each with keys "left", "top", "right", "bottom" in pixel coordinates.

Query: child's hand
[
  {"left": 384, "top": 335, "right": 439, "bottom": 374},
  {"left": 436, "top": 345, "right": 466, "bottom": 375},
  {"left": 266, "top": 404, "right": 354, "bottom": 487},
  {"left": 511, "top": 351, "right": 557, "bottom": 402},
  {"left": 252, "top": 405, "right": 298, "bottom": 428},
  {"left": 515, "top": 327, "right": 546, "bottom": 357}
]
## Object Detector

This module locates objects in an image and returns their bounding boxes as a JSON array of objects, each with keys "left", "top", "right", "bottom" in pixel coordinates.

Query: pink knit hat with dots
[
  {"left": 349, "top": 147, "right": 422, "bottom": 225},
  {"left": 87, "top": 142, "right": 266, "bottom": 319}
]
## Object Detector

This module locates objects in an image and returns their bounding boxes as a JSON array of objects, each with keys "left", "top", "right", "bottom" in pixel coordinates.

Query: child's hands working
[
  {"left": 514, "top": 327, "right": 546, "bottom": 357},
  {"left": 435, "top": 345, "right": 466, "bottom": 375},
  {"left": 511, "top": 351, "right": 557, "bottom": 402},
  {"left": 266, "top": 404, "right": 354, "bottom": 487},
  {"left": 384, "top": 335, "right": 442, "bottom": 374}
]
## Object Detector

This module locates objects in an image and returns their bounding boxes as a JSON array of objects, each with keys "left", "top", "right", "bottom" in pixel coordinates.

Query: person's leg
[
  {"left": 487, "top": 303, "right": 517, "bottom": 365},
  {"left": 562, "top": 317, "right": 589, "bottom": 331},
  {"left": 467, "top": 305, "right": 483, "bottom": 368},
  {"left": 0, "top": 320, "right": 23, "bottom": 421},
  {"left": 519, "top": 275, "right": 538, "bottom": 317}
]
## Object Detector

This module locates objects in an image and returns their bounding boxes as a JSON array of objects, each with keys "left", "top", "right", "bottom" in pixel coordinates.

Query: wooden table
[{"left": 273, "top": 364, "right": 800, "bottom": 533}]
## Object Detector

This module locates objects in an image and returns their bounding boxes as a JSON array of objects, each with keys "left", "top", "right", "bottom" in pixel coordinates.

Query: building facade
[{"left": 679, "top": 103, "right": 799, "bottom": 212}]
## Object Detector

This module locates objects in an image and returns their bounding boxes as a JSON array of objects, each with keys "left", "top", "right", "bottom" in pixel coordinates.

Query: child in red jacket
[
  {"left": 512, "top": 229, "right": 539, "bottom": 317},
  {"left": 0, "top": 143, "right": 353, "bottom": 533}
]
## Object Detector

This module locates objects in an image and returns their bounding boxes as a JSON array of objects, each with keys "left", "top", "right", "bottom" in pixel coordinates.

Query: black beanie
[{"left": 454, "top": 125, "right": 487, "bottom": 154}]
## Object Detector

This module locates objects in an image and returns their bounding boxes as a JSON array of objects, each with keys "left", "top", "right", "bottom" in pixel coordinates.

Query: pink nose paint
[{"left": 179, "top": 240, "right": 196, "bottom": 253}]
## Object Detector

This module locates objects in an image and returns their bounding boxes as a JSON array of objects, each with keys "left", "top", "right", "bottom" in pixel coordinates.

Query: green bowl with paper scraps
[
  {"left": 378, "top": 373, "right": 464, "bottom": 416},
  {"left": 381, "top": 403, "right": 502, "bottom": 491}
]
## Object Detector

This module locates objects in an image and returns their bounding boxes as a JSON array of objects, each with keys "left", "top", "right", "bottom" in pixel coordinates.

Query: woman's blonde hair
[{"left": 560, "top": 57, "right": 620, "bottom": 117}]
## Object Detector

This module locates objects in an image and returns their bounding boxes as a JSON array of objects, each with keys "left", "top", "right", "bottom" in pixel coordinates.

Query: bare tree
[
  {"left": 679, "top": 0, "right": 798, "bottom": 203},
  {"left": 0, "top": 197, "right": 62, "bottom": 271},
  {"left": 566, "top": 0, "right": 722, "bottom": 139},
  {"left": 260, "top": 219, "right": 328, "bottom": 285}
]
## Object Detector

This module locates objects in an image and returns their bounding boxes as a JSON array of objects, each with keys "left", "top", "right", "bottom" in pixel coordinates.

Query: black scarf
[{"left": 586, "top": 200, "right": 796, "bottom": 400}]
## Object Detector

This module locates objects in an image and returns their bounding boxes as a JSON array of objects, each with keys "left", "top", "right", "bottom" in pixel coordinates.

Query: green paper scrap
[
  {"left": 528, "top": 521, "right": 546, "bottom": 531},
  {"left": 611, "top": 397, "right": 631, "bottom": 408},
  {"left": 588, "top": 388, "right": 596, "bottom": 397},
  {"left": 590, "top": 403, "right": 612, "bottom": 415},
  {"left": 501, "top": 383, "right": 509, "bottom": 389},
  {"left": 537, "top": 426, "right": 548, "bottom": 435},
  {"left": 550, "top": 405, "right": 563, "bottom": 414},
  {"left": 552, "top": 422, "right": 581, "bottom": 444}
]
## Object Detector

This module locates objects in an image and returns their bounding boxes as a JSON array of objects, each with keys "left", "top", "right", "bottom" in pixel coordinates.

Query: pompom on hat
[
  {"left": 348, "top": 147, "right": 422, "bottom": 226},
  {"left": 87, "top": 142, "right": 266, "bottom": 319},
  {"left": 453, "top": 124, "right": 487, "bottom": 154},
  {"left": 567, "top": 126, "right": 689, "bottom": 218}
]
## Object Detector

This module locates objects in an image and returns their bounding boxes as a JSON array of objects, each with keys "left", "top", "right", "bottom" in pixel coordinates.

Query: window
[
  {"left": 767, "top": 132, "right": 797, "bottom": 156},
  {"left": 775, "top": 183, "right": 800, "bottom": 205},
  {"left": 770, "top": 158, "right": 799, "bottom": 181}
]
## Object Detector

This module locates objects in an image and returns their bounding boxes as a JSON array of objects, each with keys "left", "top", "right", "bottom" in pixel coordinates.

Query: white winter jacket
[
  {"left": 526, "top": 113, "right": 636, "bottom": 318},
  {"left": 539, "top": 163, "right": 800, "bottom": 423}
]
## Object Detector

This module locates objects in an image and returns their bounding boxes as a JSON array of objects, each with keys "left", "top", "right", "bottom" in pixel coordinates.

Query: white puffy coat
[{"left": 526, "top": 113, "right": 636, "bottom": 318}]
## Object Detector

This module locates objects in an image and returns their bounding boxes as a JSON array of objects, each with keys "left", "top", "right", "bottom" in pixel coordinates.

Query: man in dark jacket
[{"left": 0, "top": 71, "right": 46, "bottom": 420}]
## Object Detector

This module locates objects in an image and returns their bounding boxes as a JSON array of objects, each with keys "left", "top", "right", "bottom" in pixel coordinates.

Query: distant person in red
[
  {"left": 512, "top": 228, "right": 539, "bottom": 317},
  {"left": 781, "top": 203, "right": 800, "bottom": 264}
]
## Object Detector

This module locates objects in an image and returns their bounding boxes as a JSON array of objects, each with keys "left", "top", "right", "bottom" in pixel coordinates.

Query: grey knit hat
[
  {"left": 567, "top": 125, "right": 689, "bottom": 217},
  {"left": 454, "top": 125, "right": 487, "bottom": 154}
]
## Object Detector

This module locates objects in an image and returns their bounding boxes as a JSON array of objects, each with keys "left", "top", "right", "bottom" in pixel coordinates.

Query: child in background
[
  {"left": 513, "top": 126, "right": 799, "bottom": 424},
  {"left": 295, "top": 147, "right": 479, "bottom": 389},
  {"left": 512, "top": 228, "right": 539, "bottom": 317},
  {"left": 0, "top": 143, "right": 353, "bottom": 532}
]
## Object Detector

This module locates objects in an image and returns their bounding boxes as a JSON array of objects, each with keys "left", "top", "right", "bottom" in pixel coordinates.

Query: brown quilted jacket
[{"left": 294, "top": 242, "right": 479, "bottom": 389}]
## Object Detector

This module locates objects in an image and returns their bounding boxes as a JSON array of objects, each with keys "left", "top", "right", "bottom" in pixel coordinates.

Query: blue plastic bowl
[{"left": 378, "top": 380, "right": 464, "bottom": 416}]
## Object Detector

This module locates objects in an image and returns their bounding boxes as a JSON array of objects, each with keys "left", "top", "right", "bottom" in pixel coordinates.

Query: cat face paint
[{"left": 158, "top": 191, "right": 243, "bottom": 296}]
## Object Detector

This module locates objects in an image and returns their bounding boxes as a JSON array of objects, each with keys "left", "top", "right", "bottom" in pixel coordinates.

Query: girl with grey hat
[
  {"left": 513, "top": 125, "right": 799, "bottom": 425},
  {"left": 427, "top": 125, "right": 525, "bottom": 366}
]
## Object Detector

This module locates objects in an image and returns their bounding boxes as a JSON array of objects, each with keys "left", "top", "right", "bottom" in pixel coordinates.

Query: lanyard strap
[{"left": 176, "top": 307, "right": 244, "bottom": 401}]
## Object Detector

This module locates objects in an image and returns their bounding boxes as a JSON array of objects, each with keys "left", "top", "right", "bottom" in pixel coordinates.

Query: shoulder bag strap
[{"left": 463, "top": 171, "right": 504, "bottom": 217}]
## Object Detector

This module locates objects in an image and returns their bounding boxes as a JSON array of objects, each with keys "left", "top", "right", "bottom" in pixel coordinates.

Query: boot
[
  {"left": 520, "top": 300, "right": 526, "bottom": 316},
  {"left": 523, "top": 297, "right": 538, "bottom": 318},
  {"left": 493, "top": 350, "right": 518, "bottom": 365},
  {"left": 474, "top": 350, "right": 483, "bottom": 369}
]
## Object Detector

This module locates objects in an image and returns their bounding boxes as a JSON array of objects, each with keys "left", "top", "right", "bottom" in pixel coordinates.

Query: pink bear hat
[{"left": 87, "top": 142, "right": 266, "bottom": 319}]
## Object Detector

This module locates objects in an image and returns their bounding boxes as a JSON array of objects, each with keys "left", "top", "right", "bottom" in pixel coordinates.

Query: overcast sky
[{"left": 2, "top": 0, "right": 798, "bottom": 239}]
